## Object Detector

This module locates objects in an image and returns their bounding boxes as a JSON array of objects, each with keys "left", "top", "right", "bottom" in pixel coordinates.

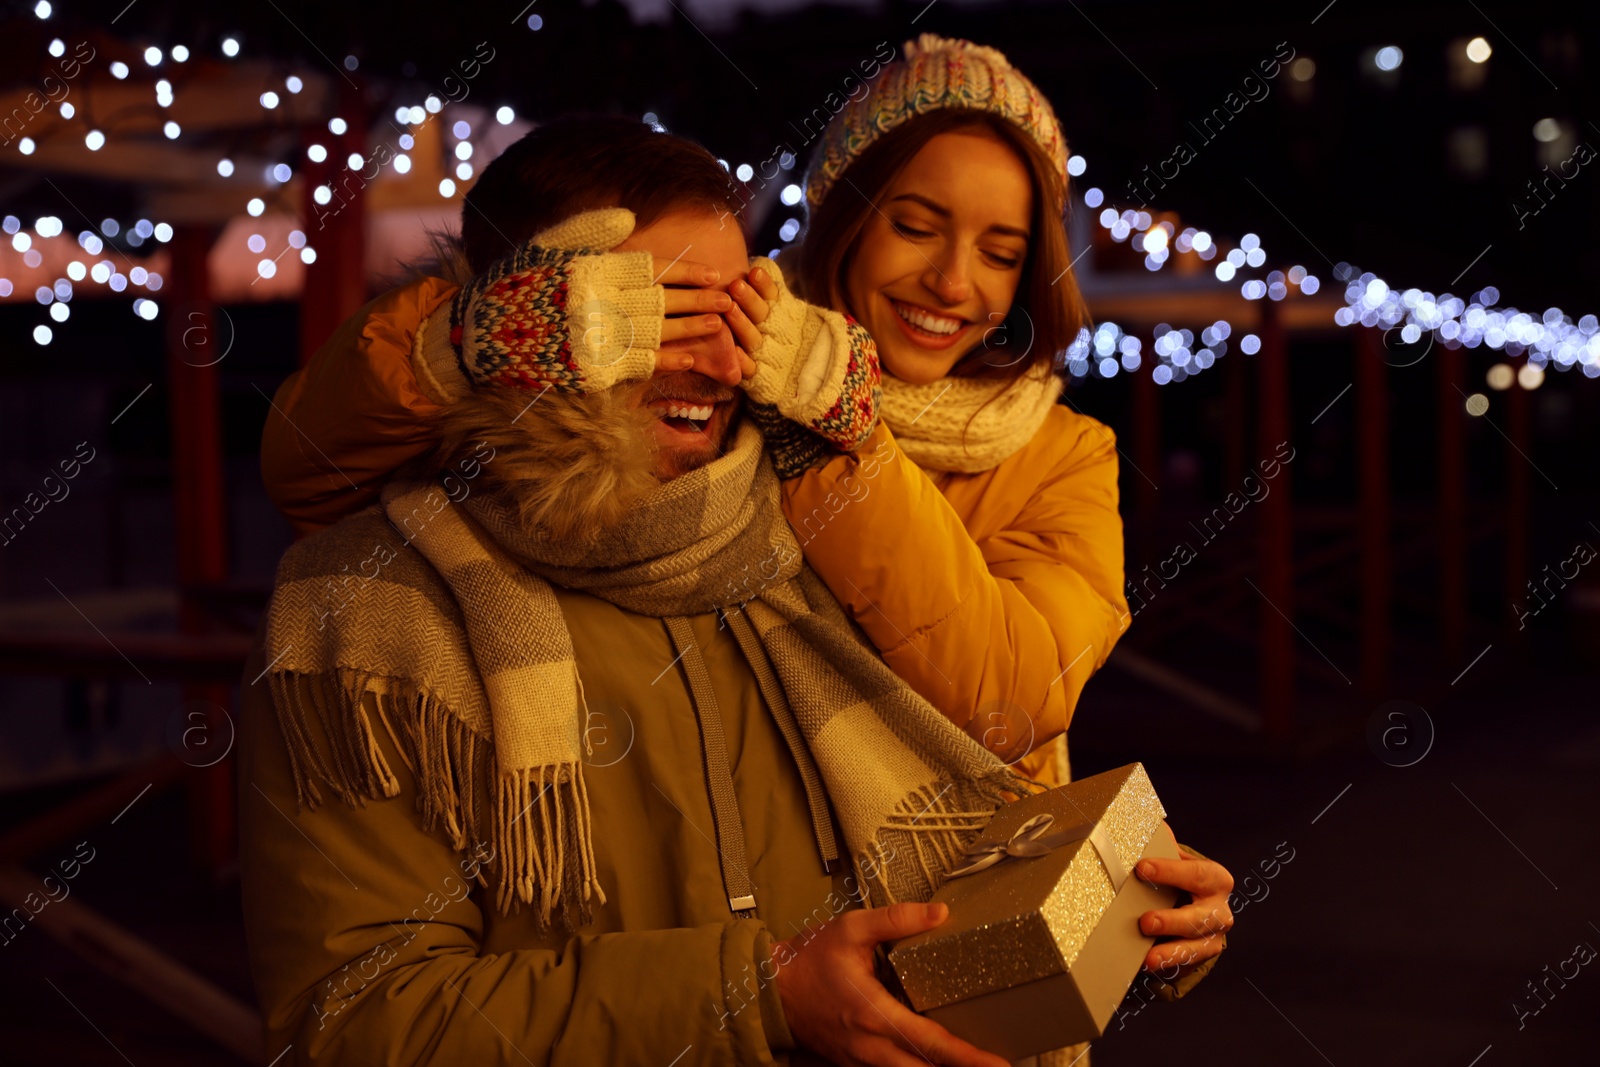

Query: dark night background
[{"left": 1, "top": 0, "right": 1596, "bottom": 1063}]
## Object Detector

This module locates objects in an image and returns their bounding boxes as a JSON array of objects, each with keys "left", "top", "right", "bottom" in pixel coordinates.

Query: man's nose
[{"left": 677, "top": 318, "right": 742, "bottom": 387}]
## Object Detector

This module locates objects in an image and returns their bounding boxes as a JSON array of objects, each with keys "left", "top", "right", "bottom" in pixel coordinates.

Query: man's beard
[{"left": 635, "top": 372, "right": 741, "bottom": 481}]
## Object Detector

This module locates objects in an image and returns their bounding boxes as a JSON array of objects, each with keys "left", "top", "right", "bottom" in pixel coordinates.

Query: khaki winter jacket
[{"left": 239, "top": 588, "right": 853, "bottom": 1066}]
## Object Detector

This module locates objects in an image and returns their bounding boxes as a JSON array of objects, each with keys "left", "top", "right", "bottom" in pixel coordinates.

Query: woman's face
[{"left": 843, "top": 129, "right": 1034, "bottom": 385}]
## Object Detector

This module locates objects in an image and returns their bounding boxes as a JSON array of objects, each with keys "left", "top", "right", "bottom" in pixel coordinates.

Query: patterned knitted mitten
[
  {"left": 740, "top": 257, "right": 881, "bottom": 479},
  {"left": 414, "top": 208, "right": 664, "bottom": 402}
]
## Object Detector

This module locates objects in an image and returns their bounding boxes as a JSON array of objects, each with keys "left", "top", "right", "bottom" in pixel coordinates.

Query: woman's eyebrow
[
  {"left": 888, "top": 192, "right": 951, "bottom": 217},
  {"left": 887, "top": 193, "right": 1030, "bottom": 240}
]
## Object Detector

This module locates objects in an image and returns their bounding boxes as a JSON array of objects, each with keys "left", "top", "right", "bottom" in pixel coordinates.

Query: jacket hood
[
  {"left": 416, "top": 373, "right": 662, "bottom": 546},
  {"left": 403, "top": 232, "right": 664, "bottom": 545}
]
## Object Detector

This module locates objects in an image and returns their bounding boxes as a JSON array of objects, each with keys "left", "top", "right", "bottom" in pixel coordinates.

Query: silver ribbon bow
[{"left": 944, "top": 812, "right": 1129, "bottom": 890}]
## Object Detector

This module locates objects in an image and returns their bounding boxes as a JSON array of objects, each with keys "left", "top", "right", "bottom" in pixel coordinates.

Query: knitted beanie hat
[{"left": 804, "top": 34, "right": 1069, "bottom": 215}]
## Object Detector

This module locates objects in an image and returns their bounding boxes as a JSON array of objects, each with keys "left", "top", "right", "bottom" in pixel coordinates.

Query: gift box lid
[{"left": 888, "top": 763, "right": 1167, "bottom": 1012}]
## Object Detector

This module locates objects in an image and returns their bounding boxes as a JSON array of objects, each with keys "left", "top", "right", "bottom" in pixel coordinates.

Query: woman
[{"left": 262, "top": 34, "right": 1230, "bottom": 987}]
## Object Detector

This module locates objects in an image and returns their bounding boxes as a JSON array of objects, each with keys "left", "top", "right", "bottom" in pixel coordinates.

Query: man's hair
[{"left": 460, "top": 114, "right": 744, "bottom": 273}]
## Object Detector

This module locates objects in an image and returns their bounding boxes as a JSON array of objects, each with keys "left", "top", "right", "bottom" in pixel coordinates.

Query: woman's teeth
[
  {"left": 893, "top": 301, "right": 964, "bottom": 336},
  {"left": 663, "top": 402, "right": 713, "bottom": 424}
]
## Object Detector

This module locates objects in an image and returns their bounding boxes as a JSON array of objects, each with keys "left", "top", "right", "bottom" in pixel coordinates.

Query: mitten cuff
[
  {"left": 747, "top": 405, "right": 832, "bottom": 480},
  {"left": 781, "top": 309, "right": 851, "bottom": 426},
  {"left": 413, "top": 305, "right": 472, "bottom": 404}
]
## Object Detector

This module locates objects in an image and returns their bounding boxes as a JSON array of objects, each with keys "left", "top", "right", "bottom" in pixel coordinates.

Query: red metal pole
[
  {"left": 1436, "top": 345, "right": 1466, "bottom": 662},
  {"left": 1224, "top": 336, "right": 1247, "bottom": 489},
  {"left": 1257, "top": 301, "right": 1293, "bottom": 744},
  {"left": 163, "top": 224, "right": 235, "bottom": 874},
  {"left": 1132, "top": 358, "right": 1158, "bottom": 524},
  {"left": 1357, "top": 327, "right": 1391, "bottom": 696},
  {"left": 1504, "top": 374, "right": 1531, "bottom": 649}
]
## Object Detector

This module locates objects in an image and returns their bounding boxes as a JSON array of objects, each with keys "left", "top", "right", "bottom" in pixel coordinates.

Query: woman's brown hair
[{"left": 792, "top": 109, "right": 1091, "bottom": 381}]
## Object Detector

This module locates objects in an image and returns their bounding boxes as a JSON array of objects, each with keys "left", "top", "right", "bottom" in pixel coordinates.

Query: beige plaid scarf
[{"left": 262, "top": 420, "right": 1033, "bottom": 928}]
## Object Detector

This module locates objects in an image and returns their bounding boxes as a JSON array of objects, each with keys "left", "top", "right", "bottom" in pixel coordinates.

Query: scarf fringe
[
  {"left": 264, "top": 668, "right": 603, "bottom": 929},
  {"left": 494, "top": 761, "right": 607, "bottom": 927}
]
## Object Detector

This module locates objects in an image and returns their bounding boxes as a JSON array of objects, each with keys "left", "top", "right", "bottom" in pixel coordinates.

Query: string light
[
  {"left": 17, "top": 25, "right": 1578, "bottom": 397},
  {"left": 1326, "top": 268, "right": 1600, "bottom": 380}
]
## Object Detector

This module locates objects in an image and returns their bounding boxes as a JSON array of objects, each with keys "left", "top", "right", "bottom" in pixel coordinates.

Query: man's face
[{"left": 614, "top": 207, "right": 748, "bottom": 480}]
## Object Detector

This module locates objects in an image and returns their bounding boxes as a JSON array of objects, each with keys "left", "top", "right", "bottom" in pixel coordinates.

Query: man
[
  {"left": 241, "top": 115, "right": 1042, "bottom": 1067},
  {"left": 239, "top": 117, "right": 1221, "bottom": 1067}
]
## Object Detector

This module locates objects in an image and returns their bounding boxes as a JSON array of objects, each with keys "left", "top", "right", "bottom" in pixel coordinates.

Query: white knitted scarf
[{"left": 878, "top": 360, "right": 1063, "bottom": 473}]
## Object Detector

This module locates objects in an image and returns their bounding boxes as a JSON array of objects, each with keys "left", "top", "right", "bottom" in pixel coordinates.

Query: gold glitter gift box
[{"left": 887, "top": 763, "right": 1180, "bottom": 1060}]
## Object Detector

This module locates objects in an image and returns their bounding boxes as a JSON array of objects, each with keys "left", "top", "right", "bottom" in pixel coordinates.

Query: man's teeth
[
  {"left": 664, "top": 403, "right": 714, "bottom": 422},
  {"left": 893, "top": 301, "right": 963, "bottom": 336}
]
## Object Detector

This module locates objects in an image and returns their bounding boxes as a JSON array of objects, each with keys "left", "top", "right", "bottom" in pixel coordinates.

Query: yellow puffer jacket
[{"left": 261, "top": 278, "right": 1131, "bottom": 788}]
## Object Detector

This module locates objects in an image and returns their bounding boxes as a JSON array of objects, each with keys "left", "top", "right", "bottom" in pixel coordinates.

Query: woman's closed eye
[{"left": 891, "top": 221, "right": 936, "bottom": 240}]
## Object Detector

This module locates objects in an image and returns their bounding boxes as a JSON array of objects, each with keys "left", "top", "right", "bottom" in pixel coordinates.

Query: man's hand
[
  {"left": 1135, "top": 823, "right": 1234, "bottom": 978},
  {"left": 773, "top": 901, "right": 1011, "bottom": 1067}
]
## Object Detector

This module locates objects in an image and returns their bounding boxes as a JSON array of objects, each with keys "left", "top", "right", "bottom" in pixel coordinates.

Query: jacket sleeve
[
  {"left": 237, "top": 647, "right": 789, "bottom": 1066},
  {"left": 260, "top": 278, "right": 458, "bottom": 537},
  {"left": 777, "top": 411, "right": 1130, "bottom": 762}
]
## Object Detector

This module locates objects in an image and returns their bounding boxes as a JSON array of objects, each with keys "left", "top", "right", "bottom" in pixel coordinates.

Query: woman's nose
[{"left": 923, "top": 246, "right": 973, "bottom": 305}]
